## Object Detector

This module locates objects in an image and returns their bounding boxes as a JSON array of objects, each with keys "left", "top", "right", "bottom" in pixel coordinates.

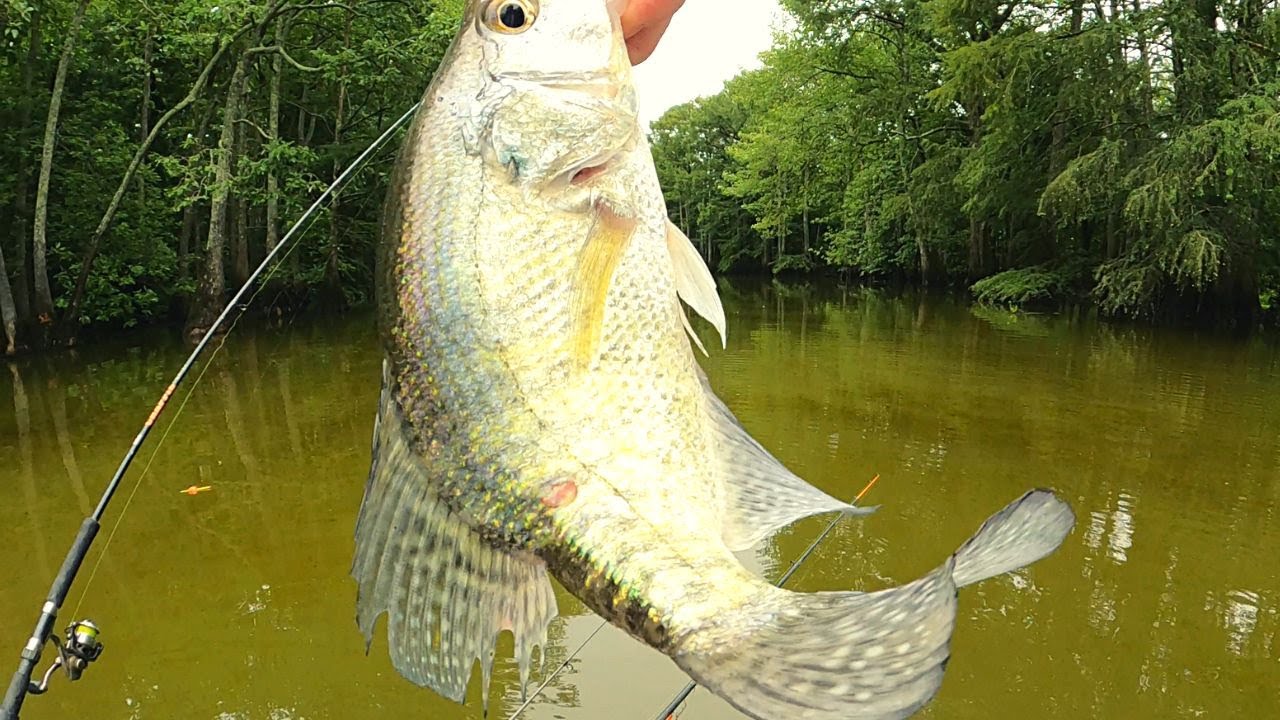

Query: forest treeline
[
  {"left": 0, "top": 0, "right": 461, "bottom": 355},
  {"left": 2, "top": 1, "right": 1278, "bottom": 357},
  {"left": 650, "top": 0, "right": 1280, "bottom": 327}
]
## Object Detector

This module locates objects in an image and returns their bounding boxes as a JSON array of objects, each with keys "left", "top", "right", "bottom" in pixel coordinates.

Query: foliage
[
  {"left": 0, "top": 0, "right": 459, "bottom": 351},
  {"left": 971, "top": 266, "right": 1068, "bottom": 307},
  {"left": 650, "top": 0, "right": 1280, "bottom": 327},
  {"left": 3, "top": 0, "right": 1279, "bottom": 354}
]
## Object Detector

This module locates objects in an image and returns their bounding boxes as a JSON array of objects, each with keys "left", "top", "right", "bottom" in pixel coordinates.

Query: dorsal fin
[
  {"left": 697, "top": 369, "right": 874, "bottom": 551},
  {"left": 666, "top": 221, "right": 727, "bottom": 349},
  {"left": 679, "top": 304, "right": 710, "bottom": 357}
]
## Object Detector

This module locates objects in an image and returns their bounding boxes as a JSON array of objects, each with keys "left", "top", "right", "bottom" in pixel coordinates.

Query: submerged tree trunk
[{"left": 32, "top": 0, "right": 91, "bottom": 324}]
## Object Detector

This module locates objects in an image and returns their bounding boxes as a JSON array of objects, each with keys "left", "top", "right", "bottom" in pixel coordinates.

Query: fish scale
[{"left": 351, "top": 2, "right": 1076, "bottom": 718}]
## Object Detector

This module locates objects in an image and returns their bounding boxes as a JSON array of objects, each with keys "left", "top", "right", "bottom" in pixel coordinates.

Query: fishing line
[
  {"left": 70, "top": 109, "right": 405, "bottom": 617},
  {"left": 2, "top": 101, "right": 421, "bottom": 720},
  {"left": 504, "top": 475, "right": 881, "bottom": 720},
  {"left": 69, "top": 214, "right": 309, "bottom": 621},
  {"left": 504, "top": 617, "right": 610, "bottom": 719},
  {"left": 652, "top": 475, "right": 881, "bottom": 720}
]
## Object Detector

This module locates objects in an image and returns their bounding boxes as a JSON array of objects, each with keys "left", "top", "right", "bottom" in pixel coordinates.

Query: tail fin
[
  {"left": 673, "top": 489, "right": 1074, "bottom": 720},
  {"left": 952, "top": 487, "right": 1076, "bottom": 588}
]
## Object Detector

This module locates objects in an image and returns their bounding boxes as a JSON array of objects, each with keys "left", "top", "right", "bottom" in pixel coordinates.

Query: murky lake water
[{"left": 2, "top": 282, "right": 1278, "bottom": 719}]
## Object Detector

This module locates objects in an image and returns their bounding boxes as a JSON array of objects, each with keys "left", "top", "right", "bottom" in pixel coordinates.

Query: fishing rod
[
  {"left": 0, "top": 101, "right": 421, "bottom": 720},
  {"left": 504, "top": 475, "right": 881, "bottom": 720}
]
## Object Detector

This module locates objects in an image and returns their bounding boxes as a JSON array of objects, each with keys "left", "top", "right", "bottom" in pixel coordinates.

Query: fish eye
[{"left": 481, "top": 0, "right": 538, "bottom": 34}]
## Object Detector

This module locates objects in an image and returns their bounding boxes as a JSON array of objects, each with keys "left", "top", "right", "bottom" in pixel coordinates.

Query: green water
[{"left": 2, "top": 283, "right": 1278, "bottom": 719}]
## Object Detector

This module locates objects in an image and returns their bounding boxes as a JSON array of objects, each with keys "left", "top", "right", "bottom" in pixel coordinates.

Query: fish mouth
[
  {"left": 496, "top": 71, "right": 623, "bottom": 101},
  {"left": 560, "top": 146, "right": 627, "bottom": 188},
  {"left": 570, "top": 161, "right": 612, "bottom": 185}
]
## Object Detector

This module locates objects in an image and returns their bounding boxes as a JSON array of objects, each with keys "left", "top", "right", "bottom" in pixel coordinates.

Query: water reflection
[{"left": 1, "top": 282, "right": 1278, "bottom": 719}]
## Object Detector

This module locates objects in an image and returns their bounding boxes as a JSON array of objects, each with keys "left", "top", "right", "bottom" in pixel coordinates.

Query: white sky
[{"left": 631, "top": 0, "right": 786, "bottom": 127}]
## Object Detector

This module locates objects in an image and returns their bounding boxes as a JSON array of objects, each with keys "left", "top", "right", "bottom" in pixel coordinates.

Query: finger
[
  {"left": 625, "top": 14, "right": 674, "bottom": 65},
  {"left": 620, "top": 0, "right": 685, "bottom": 36},
  {"left": 621, "top": 0, "right": 685, "bottom": 65}
]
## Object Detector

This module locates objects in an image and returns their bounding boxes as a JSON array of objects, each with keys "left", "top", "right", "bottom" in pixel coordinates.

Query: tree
[
  {"left": 650, "top": 0, "right": 1280, "bottom": 327},
  {"left": 31, "top": 0, "right": 90, "bottom": 327}
]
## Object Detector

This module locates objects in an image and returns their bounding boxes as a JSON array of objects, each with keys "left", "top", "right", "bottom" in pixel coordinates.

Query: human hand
[{"left": 621, "top": 0, "right": 685, "bottom": 65}]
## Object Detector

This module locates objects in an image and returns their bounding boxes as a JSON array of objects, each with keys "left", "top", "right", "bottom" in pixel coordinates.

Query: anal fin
[
  {"left": 351, "top": 364, "right": 558, "bottom": 708},
  {"left": 700, "top": 369, "right": 874, "bottom": 551}
]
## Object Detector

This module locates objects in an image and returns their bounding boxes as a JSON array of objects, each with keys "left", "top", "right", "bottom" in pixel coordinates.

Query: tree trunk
[
  {"left": 12, "top": 8, "right": 42, "bottom": 328},
  {"left": 59, "top": 34, "right": 241, "bottom": 339},
  {"left": 0, "top": 243, "right": 17, "bottom": 355},
  {"left": 179, "top": 101, "right": 218, "bottom": 286},
  {"left": 179, "top": 205, "right": 197, "bottom": 282},
  {"left": 265, "top": 17, "right": 285, "bottom": 254},
  {"left": 1105, "top": 209, "right": 1119, "bottom": 260},
  {"left": 290, "top": 82, "right": 311, "bottom": 277},
  {"left": 231, "top": 119, "right": 251, "bottom": 288},
  {"left": 917, "top": 237, "right": 943, "bottom": 287},
  {"left": 189, "top": 47, "right": 255, "bottom": 339},
  {"left": 32, "top": 0, "right": 91, "bottom": 324},
  {"left": 325, "top": 15, "right": 352, "bottom": 302},
  {"left": 968, "top": 217, "right": 994, "bottom": 280},
  {"left": 801, "top": 165, "right": 810, "bottom": 258},
  {"left": 138, "top": 24, "right": 154, "bottom": 202},
  {"left": 964, "top": 102, "right": 993, "bottom": 280},
  {"left": 1130, "top": 0, "right": 1154, "bottom": 121}
]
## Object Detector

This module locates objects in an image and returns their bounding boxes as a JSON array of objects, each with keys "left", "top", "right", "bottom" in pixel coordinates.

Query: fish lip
[
  {"left": 560, "top": 145, "right": 630, "bottom": 189},
  {"left": 494, "top": 71, "right": 621, "bottom": 100},
  {"left": 569, "top": 158, "right": 615, "bottom": 185}
]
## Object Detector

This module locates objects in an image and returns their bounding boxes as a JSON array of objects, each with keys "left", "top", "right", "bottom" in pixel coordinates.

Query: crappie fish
[{"left": 350, "top": 1, "right": 1076, "bottom": 718}]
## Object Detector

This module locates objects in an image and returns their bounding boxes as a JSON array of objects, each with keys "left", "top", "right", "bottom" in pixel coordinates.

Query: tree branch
[
  {"left": 249, "top": 44, "right": 321, "bottom": 72},
  {"left": 235, "top": 117, "right": 271, "bottom": 139},
  {"left": 815, "top": 66, "right": 879, "bottom": 81},
  {"left": 60, "top": 23, "right": 254, "bottom": 336}
]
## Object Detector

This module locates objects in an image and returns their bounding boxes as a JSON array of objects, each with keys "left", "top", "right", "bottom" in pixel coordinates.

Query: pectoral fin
[
  {"left": 666, "top": 221, "right": 726, "bottom": 349},
  {"left": 352, "top": 362, "right": 558, "bottom": 709},
  {"left": 570, "top": 206, "right": 636, "bottom": 368}
]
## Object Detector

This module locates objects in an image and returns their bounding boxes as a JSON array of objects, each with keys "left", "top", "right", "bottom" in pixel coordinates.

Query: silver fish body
[{"left": 351, "top": 2, "right": 1076, "bottom": 718}]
